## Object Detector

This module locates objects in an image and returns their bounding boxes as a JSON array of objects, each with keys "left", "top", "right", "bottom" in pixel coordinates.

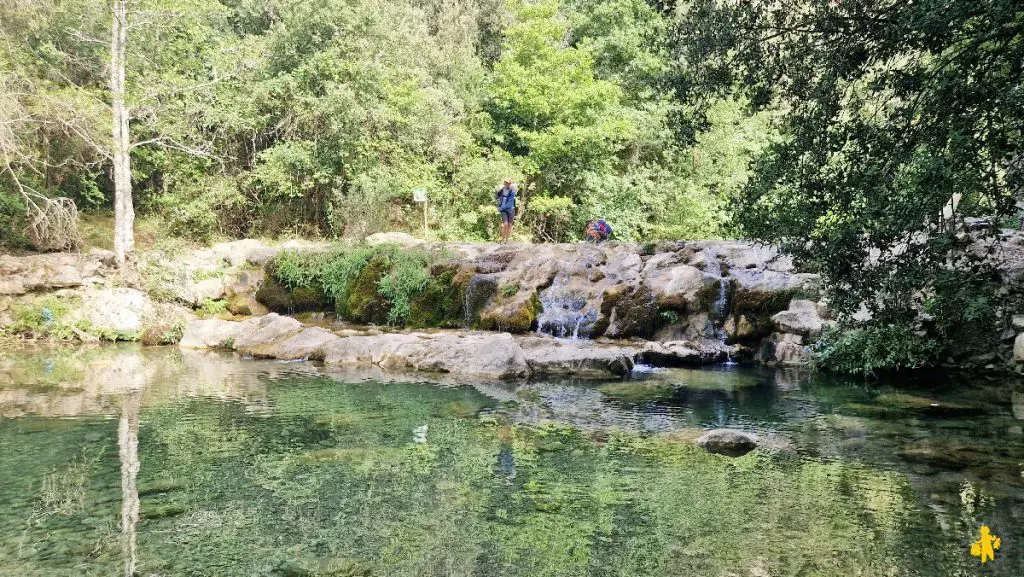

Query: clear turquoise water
[{"left": 0, "top": 345, "right": 1022, "bottom": 576}]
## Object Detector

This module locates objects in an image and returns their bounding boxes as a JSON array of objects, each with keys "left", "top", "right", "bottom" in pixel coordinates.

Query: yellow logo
[{"left": 970, "top": 525, "right": 1001, "bottom": 564}]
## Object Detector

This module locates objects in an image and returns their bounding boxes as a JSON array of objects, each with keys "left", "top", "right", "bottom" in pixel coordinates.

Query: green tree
[{"left": 675, "top": 0, "right": 1024, "bottom": 370}]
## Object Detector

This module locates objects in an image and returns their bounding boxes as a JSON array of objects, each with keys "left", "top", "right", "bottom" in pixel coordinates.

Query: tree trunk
[{"left": 111, "top": 0, "right": 134, "bottom": 266}]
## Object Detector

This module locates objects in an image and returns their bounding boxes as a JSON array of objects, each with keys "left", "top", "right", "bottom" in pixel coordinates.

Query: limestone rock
[
  {"left": 599, "top": 284, "right": 659, "bottom": 338},
  {"left": 695, "top": 429, "right": 758, "bottom": 457},
  {"left": 226, "top": 294, "right": 269, "bottom": 316},
  {"left": 364, "top": 232, "right": 425, "bottom": 247},
  {"left": 244, "top": 326, "right": 340, "bottom": 359},
  {"left": 731, "top": 270, "right": 820, "bottom": 314},
  {"left": 233, "top": 313, "right": 303, "bottom": 351},
  {"left": 0, "top": 250, "right": 113, "bottom": 295},
  {"left": 771, "top": 299, "right": 824, "bottom": 338},
  {"left": 179, "top": 318, "right": 246, "bottom": 349},
  {"left": 77, "top": 288, "right": 153, "bottom": 336},
  {"left": 1014, "top": 333, "right": 1024, "bottom": 362},
  {"left": 323, "top": 332, "right": 530, "bottom": 379},
  {"left": 516, "top": 336, "right": 637, "bottom": 377},
  {"left": 642, "top": 261, "right": 717, "bottom": 310},
  {"left": 192, "top": 277, "right": 226, "bottom": 303},
  {"left": 642, "top": 339, "right": 731, "bottom": 365},
  {"left": 759, "top": 332, "right": 812, "bottom": 366}
]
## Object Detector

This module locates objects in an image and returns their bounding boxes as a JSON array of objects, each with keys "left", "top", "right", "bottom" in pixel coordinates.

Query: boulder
[
  {"left": 642, "top": 261, "right": 718, "bottom": 310},
  {"left": 244, "top": 326, "right": 340, "bottom": 360},
  {"left": 232, "top": 314, "right": 303, "bottom": 351},
  {"left": 77, "top": 288, "right": 153, "bottom": 336},
  {"left": 1015, "top": 333, "right": 1024, "bottom": 362},
  {"left": 771, "top": 299, "right": 824, "bottom": 338},
  {"left": 516, "top": 336, "right": 637, "bottom": 377},
  {"left": 0, "top": 250, "right": 113, "bottom": 295},
  {"left": 642, "top": 339, "right": 731, "bottom": 366},
  {"left": 192, "top": 277, "right": 226, "bottom": 303},
  {"left": 723, "top": 314, "right": 771, "bottom": 342},
  {"left": 758, "top": 332, "right": 812, "bottom": 366},
  {"left": 224, "top": 268, "right": 265, "bottom": 297},
  {"left": 731, "top": 270, "right": 820, "bottom": 314},
  {"left": 226, "top": 294, "right": 269, "bottom": 316},
  {"left": 695, "top": 429, "right": 758, "bottom": 457},
  {"left": 179, "top": 318, "right": 246, "bottom": 349},
  {"left": 323, "top": 332, "right": 530, "bottom": 379},
  {"left": 599, "top": 284, "right": 659, "bottom": 338}
]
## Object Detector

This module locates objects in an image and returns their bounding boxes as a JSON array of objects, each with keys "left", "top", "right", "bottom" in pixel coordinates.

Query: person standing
[{"left": 494, "top": 178, "right": 518, "bottom": 243}]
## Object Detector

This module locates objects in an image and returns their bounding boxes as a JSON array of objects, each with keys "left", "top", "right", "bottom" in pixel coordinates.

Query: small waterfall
[
  {"left": 702, "top": 249, "right": 730, "bottom": 340},
  {"left": 536, "top": 270, "right": 599, "bottom": 339}
]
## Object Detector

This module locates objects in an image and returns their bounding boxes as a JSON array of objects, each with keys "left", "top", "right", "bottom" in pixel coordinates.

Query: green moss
[
  {"left": 256, "top": 272, "right": 328, "bottom": 314},
  {"left": 479, "top": 291, "right": 540, "bottom": 333},
  {"left": 196, "top": 298, "right": 230, "bottom": 318},
  {"left": 408, "top": 264, "right": 467, "bottom": 328},
  {"left": 344, "top": 255, "right": 391, "bottom": 324}
]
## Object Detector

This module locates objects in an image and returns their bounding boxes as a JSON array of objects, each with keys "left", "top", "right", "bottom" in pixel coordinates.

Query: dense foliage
[
  {"left": 674, "top": 0, "right": 1024, "bottom": 372},
  {"left": 0, "top": 0, "right": 773, "bottom": 247}
]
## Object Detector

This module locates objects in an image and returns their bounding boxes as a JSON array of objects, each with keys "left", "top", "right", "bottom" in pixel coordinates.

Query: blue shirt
[{"left": 495, "top": 186, "right": 517, "bottom": 212}]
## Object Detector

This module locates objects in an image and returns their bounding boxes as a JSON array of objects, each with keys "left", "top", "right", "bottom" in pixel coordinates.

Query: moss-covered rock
[
  {"left": 407, "top": 264, "right": 476, "bottom": 328},
  {"left": 255, "top": 274, "right": 328, "bottom": 314},
  {"left": 599, "top": 284, "right": 659, "bottom": 338},
  {"left": 140, "top": 323, "right": 184, "bottom": 346},
  {"left": 479, "top": 291, "right": 541, "bottom": 333},
  {"left": 343, "top": 255, "right": 390, "bottom": 324}
]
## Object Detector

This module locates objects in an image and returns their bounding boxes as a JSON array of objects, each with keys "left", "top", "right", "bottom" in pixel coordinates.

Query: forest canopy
[
  {"left": 0, "top": 0, "right": 770, "bottom": 246},
  {"left": 2, "top": 0, "right": 1022, "bottom": 372}
]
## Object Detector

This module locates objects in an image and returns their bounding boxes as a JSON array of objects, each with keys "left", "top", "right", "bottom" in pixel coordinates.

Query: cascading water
[
  {"left": 702, "top": 248, "right": 731, "bottom": 343},
  {"left": 536, "top": 270, "right": 599, "bottom": 339}
]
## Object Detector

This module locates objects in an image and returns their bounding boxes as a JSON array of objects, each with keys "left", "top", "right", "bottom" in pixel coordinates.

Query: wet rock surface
[{"left": 696, "top": 428, "right": 759, "bottom": 457}]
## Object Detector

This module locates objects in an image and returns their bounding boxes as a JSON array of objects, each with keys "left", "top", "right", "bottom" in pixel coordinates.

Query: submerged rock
[{"left": 695, "top": 428, "right": 758, "bottom": 457}]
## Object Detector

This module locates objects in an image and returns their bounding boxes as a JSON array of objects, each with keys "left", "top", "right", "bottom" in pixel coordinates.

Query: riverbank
[{"left": 5, "top": 232, "right": 1024, "bottom": 374}]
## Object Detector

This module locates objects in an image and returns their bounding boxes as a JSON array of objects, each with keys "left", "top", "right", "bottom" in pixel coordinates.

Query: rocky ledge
[{"left": 180, "top": 314, "right": 732, "bottom": 379}]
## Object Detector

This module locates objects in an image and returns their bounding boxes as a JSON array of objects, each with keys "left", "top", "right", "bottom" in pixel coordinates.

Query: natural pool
[{"left": 0, "top": 345, "right": 1022, "bottom": 576}]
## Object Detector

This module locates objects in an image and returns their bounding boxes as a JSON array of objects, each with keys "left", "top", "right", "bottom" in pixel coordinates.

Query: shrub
[
  {"left": 268, "top": 244, "right": 443, "bottom": 326},
  {"left": 814, "top": 323, "right": 940, "bottom": 375}
]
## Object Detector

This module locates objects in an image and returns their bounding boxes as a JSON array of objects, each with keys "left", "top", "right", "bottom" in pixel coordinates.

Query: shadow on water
[{"left": 0, "top": 344, "right": 1022, "bottom": 576}]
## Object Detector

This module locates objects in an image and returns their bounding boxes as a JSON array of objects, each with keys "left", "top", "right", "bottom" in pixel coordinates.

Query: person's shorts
[{"left": 500, "top": 209, "right": 515, "bottom": 225}]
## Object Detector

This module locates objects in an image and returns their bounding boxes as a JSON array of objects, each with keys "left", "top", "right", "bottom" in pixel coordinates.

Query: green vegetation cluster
[
  {"left": 264, "top": 244, "right": 466, "bottom": 326},
  {"left": 1, "top": 0, "right": 769, "bottom": 248},
  {"left": 673, "top": 0, "right": 1024, "bottom": 373}
]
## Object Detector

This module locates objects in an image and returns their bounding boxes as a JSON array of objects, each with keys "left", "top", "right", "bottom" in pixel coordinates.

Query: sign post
[{"left": 412, "top": 188, "right": 428, "bottom": 237}]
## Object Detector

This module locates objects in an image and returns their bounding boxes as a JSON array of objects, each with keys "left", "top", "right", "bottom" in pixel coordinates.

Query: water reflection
[
  {"left": 118, "top": 390, "right": 139, "bottom": 577},
  {"left": 0, "top": 345, "right": 1021, "bottom": 575}
]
